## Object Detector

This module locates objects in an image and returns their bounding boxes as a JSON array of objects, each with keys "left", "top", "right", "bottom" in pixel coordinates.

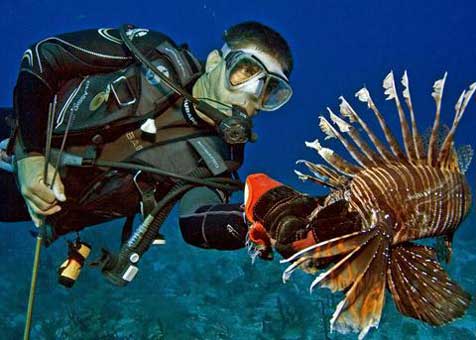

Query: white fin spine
[
  {"left": 356, "top": 87, "right": 406, "bottom": 160},
  {"left": 340, "top": 96, "right": 395, "bottom": 162},
  {"left": 294, "top": 169, "right": 338, "bottom": 189},
  {"left": 325, "top": 109, "right": 372, "bottom": 167},
  {"left": 383, "top": 71, "right": 415, "bottom": 160},
  {"left": 329, "top": 110, "right": 351, "bottom": 133},
  {"left": 296, "top": 160, "right": 346, "bottom": 188},
  {"left": 428, "top": 72, "right": 448, "bottom": 166},
  {"left": 319, "top": 115, "right": 338, "bottom": 140},
  {"left": 401, "top": 71, "right": 424, "bottom": 161},
  {"left": 330, "top": 108, "right": 378, "bottom": 164},
  {"left": 438, "top": 82, "right": 476, "bottom": 167},
  {"left": 305, "top": 139, "right": 360, "bottom": 176}
]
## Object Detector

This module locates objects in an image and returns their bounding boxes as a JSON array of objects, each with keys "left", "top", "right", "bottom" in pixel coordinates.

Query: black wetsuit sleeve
[
  {"left": 14, "top": 27, "right": 173, "bottom": 154},
  {"left": 178, "top": 187, "right": 248, "bottom": 250}
]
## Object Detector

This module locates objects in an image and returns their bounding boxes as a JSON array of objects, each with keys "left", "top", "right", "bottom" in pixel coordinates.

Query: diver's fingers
[
  {"left": 50, "top": 175, "right": 66, "bottom": 202},
  {"left": 22, "top": 179, "right": 57, "bottom": 204},
  {"left": 23, "top": 188, "right": 58, "bottom": 212},
  {"left": 26, "top": 198, "right": 61, "bottom": 217}
]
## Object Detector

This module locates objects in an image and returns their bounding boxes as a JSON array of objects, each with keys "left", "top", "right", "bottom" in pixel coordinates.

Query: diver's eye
[{"left": 229, "top": 58, "right": 262, "bottom": 86}]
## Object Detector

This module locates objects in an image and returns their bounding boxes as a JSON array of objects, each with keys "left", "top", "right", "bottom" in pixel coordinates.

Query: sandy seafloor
[{"left": 0, "top": 0, "right": 476, "bottom": 339}]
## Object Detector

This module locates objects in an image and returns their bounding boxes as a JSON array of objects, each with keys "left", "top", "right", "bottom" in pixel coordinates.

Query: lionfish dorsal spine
[
  {"left": 339, "top": 96, "right": 396, "bottom": 162},
  {"left": 401, "top": 71, "right": 425, "bottom": 161},
  {"left": 295, "top": 160, "right": 345, "bottom": 189},
  {"left": 355, "top": 87, "right": 406, "bottom": 160},
  {"left": 383, "top": 71, "right": 416, "bottom": 161},
  {"left": 305, "top": 139, "right": 360, "bottom": 176},
  {"left": 428, "top": 72, "right": 448, "bottom": 166},
  {"left": 328, "top": 108, "right": 379, "bottom": 165},
  {"left": 437, "top": 82, "right": 476, "bottom": 168},
  {"left": 324, "top": 108, "right": 375, "bottom": 167}
]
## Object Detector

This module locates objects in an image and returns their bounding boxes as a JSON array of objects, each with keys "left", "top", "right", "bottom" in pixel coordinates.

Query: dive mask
[{"left": 222, "top": 45, "right": 293, "bottom": 111}]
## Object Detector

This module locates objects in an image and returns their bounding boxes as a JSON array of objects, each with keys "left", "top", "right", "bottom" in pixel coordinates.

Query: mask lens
[
  {"left": 228, "top": 57, "right": 263, "bottom": 86},
  {"left": 261, "top": 76, "right": 293, "bottom": 111}
]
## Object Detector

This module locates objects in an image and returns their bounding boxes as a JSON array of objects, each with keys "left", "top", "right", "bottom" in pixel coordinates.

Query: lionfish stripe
[
  {"left": 402, "top": 71, "right": 425, "bottom": 161},
  {"left": 387, "top": 243, "right": 471, "bottom": 325},
  {"left": 428, "top": 72, "right": 448, "bottom": 166},
  {"left": 383, "top": 71, "right": 416, "bottom": 160},
  {"left": 339, "top": 96, "right": 396, "bottom": 162}
]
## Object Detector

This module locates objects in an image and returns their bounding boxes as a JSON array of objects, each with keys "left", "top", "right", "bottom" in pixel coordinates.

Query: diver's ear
[{"left": 205, "top": 49, "right": 222, "bottom": 73}]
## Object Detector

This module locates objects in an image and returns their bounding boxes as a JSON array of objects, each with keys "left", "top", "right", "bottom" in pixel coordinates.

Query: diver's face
[{"left": 196, "top": 46, "right": 285, "bottom": 118}]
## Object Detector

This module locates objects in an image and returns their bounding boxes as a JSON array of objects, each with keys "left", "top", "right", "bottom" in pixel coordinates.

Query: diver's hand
[
  {"left": 244, "top": 173, "right": 318, "bottom": 259},
  {"left": 17, "top": 155, "right": 66, "bottom": 227}
]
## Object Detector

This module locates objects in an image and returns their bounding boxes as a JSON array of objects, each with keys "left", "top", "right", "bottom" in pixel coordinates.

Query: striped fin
[
  {"left": 281, "top": 230, "right": 373, "bottom": 282},
  {"left": 328, "top": 109, "right": 379, "bottom": 164},
  {"left": 294, "top": 170, "right": 338, "bottom": 189},
  {"left": 296, "top": 160, "right": 346, "bottom": 188},
  {"left": 321, "top": 110, "right": 372, "bottom": 167},
  {"left": 438, "top": 82, "right": 476, "bottom": 168},
  {"left": 401, "top": 71, "right": 425, "bottom": 161},
  {"left": 339, "top": 96, "right": 395, "bottom": 162},
  {"left": 282, "top": 213, "right": 391, "bottom": 340},
  {"left": 387, "top": 243, "right": 471, "bottom": 326},
  {"left": 355, "top": 87, "right": 406, "bottom": 160},
  {"left": 305, "top": 139, "right": 361, "bottom": 176},
  {"left": 428, "top": 72, "right": 448, "bottom": 166},
  {"left": 383, "top": 71, "right": 416, "bottom": 160}
]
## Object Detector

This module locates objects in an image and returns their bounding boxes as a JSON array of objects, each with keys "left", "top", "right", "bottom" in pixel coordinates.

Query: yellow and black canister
[{"left": 58, "top": 239, "right": 91, "bottom": 288}]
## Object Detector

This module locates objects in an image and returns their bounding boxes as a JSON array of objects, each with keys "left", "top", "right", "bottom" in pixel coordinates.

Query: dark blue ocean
[{"left": 0, "top": 1, "right": 475, "bottom": 339}]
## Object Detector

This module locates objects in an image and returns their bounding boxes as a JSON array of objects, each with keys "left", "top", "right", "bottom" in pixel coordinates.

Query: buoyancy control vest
[{"left": 39, "top": 38, "right": 245, "bottom": 239}]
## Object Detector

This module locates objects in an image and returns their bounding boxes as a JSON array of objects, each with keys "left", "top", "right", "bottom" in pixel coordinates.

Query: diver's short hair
[{"left": 223, "top": 21, "right": 293, "bottom": 77}]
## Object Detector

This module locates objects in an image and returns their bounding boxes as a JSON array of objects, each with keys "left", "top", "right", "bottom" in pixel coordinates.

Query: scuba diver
[{"left": 0, "top": 22, "right": 295, "bottom": 286}]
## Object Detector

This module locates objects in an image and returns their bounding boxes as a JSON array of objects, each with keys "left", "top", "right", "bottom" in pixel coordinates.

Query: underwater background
[{"left": 0, "top": 0, "right": 475, "bottom": 339}]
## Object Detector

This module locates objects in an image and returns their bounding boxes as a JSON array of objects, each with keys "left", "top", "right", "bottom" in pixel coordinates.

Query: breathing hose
[{"left": 99, "top": 167, "right": 210, "bottom": 286}]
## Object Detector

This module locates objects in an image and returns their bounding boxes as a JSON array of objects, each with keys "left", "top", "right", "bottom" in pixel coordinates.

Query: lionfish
[{"left": 282, "top": 71, "right": 475, "bottom": 339}]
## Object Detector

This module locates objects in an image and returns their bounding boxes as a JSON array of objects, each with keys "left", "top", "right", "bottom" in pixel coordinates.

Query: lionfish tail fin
[
  {"left": 283, "top": 213, "right": 392, "bottom": 339},
  {"left": 387, "top": 243, "right": 471, "bottom": 326}
]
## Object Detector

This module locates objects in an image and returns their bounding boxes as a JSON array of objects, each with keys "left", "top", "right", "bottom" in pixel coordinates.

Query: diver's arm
[
  {"left": 178, "top": 187, "right": 248, "bottom": 250},
  {"left": 14, "top": 27, "right": 173, "bottom": 224}
]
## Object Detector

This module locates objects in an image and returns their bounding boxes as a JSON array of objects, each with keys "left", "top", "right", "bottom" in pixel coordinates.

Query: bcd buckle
[{"left": 110, "top": 76, "right": 137, "bottom": 107}]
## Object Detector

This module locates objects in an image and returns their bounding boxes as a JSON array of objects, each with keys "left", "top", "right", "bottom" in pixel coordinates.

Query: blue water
[{"left": 1, "top": 1, "right": 475, "bottom": 339}]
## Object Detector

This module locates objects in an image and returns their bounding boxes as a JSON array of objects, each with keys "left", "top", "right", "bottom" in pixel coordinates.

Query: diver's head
[{"left": 193, "top": 21, "right": 293, "bottom": 124}]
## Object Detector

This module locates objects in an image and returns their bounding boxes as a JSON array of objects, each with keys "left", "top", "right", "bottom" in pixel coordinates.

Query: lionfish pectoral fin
[
  {"left": 387, "top": 243, "right": 471, "bottom": 326},
  {"left": 283, "top": 215, "right": 392, "bottom": 339},
  {"left": 328, "top": 228, "right": 390, "bottom": 339}
]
